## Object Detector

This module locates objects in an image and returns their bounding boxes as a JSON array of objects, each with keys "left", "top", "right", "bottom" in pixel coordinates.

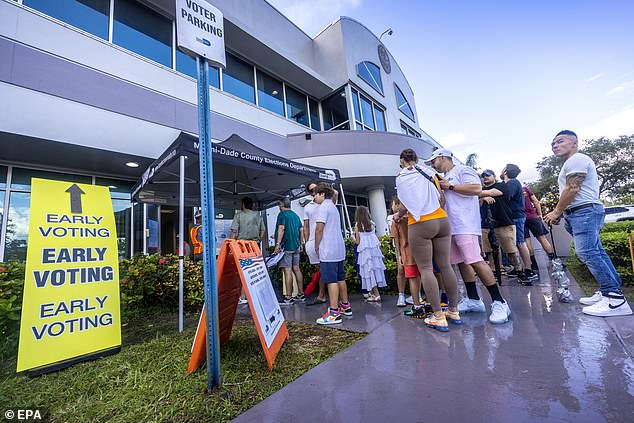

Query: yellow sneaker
[
  {"left": 424, "top": 314, "right": 449, "bottom": 332},
  {"left": 444, "top": 310, "right": 463, "bottom": 325}
]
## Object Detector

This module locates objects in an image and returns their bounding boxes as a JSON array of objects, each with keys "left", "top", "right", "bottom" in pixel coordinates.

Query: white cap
[{"left": 424, "top": 148, "right": 453, "bottom": 165}]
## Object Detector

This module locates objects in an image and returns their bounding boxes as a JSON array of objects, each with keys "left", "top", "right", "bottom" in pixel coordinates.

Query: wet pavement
[{"left": 234, "top": 251, "right": 634, "bottom": 422}]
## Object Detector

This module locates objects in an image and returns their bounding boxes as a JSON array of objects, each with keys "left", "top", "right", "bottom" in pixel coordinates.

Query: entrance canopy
[{"left": 131, "top": 132, "right": 341, "bottom": 210}]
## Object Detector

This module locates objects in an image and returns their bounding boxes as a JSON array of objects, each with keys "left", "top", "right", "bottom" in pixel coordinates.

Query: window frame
[
  {"left": 356, "top": 61, "right": 383, "bottom": 95},
  {"left": 394, "top": 83, "right": 415, "bottom": 122},
  {"left": 350, "top": 86, "right": 387, "bottom": 132}
]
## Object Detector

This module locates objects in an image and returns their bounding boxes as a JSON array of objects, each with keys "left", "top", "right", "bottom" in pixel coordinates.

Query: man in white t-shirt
[
  {"left": 544, "top": 130, "right": 631, "bottom": 316},
  {"left": 313, "top": 183, "right": 350, "bottom": 325},
  {"left": 303, "top": 183, "right": 327, "bottom": 305},
  {"left": 427, "top": 148, "right": 511, "bottom": 324}
]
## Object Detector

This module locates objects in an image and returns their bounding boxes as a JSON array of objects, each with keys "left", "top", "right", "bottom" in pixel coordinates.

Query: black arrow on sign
[{"left": 66, "top": 184, "right": 85, "bottom": 214}]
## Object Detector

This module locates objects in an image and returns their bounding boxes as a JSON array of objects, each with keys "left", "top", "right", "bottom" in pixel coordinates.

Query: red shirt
[{"left": 523, "top": 187, "right": 539, "bottom": 220}]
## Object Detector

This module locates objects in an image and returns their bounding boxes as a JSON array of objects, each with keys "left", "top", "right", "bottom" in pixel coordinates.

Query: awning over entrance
[{"left": 131, "top": 132, "right": 341, "bottom": 210}]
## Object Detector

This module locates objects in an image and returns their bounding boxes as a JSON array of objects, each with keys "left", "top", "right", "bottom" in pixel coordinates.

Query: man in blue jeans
[
  {"left": 544, "top": 130, "right": 632, "bottom": 316},
  {"left": 501, "top": 164, "right": 538, "bottom": 284}
]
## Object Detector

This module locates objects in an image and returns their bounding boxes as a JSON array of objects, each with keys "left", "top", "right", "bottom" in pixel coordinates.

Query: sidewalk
[{"left": 234, "top": 253, "right": 634, "bottom": 422}]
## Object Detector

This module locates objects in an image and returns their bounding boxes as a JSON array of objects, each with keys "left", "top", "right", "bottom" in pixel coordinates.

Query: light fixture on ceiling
[
  {"left": 125, "top": 161, "right": 140, "bottom": 168},
  {"left": 272, "top": 90, "right": 278, "bottom": 96}
]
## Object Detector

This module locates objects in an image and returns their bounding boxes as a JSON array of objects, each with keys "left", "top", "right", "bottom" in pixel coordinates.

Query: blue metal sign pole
[{"left": 196, "top": 55, "right": 221, "bottom": 390}]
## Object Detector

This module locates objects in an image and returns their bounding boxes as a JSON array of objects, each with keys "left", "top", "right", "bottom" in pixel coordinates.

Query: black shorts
[{"left": 524, "top": 217, "right": 549, "bottom": 239}]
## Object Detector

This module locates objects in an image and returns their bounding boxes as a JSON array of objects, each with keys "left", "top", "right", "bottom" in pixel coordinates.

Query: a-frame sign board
[{"left": 188, "top": 240, "right": 288, "bottom": 372}]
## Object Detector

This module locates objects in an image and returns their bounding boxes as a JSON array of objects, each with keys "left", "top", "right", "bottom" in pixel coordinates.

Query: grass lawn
[
  {"left": 565, "top": 258, "right": 634, "bottom": 299},
  {"left": 0, "top": 311, "right": 365, "bottom": 422}
]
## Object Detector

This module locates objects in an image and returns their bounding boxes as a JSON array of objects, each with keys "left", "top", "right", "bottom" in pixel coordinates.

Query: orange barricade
[{"left": 187, "top": 239, "right": 289, "bottom": 372}]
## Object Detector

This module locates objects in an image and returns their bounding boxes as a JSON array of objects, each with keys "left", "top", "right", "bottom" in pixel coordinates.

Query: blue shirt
[{"left": 506, "top": 179, "right": 526, "bottom": 219}]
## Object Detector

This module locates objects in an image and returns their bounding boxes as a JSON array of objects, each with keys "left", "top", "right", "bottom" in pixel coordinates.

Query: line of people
[{"left": 246, "top": 129, "right": 632, "bottom": 328}]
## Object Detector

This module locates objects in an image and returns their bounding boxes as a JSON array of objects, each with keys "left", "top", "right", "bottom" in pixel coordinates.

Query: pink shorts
[{"left": 450, "top": 234, "right": 484, "bottom": 265}]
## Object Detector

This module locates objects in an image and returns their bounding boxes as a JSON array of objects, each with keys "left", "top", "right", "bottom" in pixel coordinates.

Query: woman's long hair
[{"left": 355, "top": 206, "right": 373, "bottom": 232}]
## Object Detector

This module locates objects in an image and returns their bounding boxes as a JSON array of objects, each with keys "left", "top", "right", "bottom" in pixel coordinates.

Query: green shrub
[
  {"left": 601, "top": 221, "right": 634, "bottom": 234},
  {"left": 119, "top": 254, "right": 204, "bottom": 309},
  {"left": 0, "top": 262, "right": 26, "bottom": 361},
  {"left": 571, "top": 229, "right": 634, "bottom": 286}
]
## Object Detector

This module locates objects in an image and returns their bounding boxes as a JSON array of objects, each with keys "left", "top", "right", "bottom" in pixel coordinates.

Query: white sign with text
[{"left": 175, "top": 0, "right": 226, "bottom": 68}]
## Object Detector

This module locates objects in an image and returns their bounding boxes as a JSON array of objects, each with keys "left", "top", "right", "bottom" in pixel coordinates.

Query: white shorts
[{"left": 305, "top": 240, "right": 319, "bottom": 265}]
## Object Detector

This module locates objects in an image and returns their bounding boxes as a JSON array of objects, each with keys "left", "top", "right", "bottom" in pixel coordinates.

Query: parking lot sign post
[{"left": 175, "top": 0, "right": 226, "bottom": 391}]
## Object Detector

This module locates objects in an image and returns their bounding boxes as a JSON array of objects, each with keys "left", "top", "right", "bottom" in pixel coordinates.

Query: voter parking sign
[{"left": 17, "top": 179, "right": 121, "bottom": 373}]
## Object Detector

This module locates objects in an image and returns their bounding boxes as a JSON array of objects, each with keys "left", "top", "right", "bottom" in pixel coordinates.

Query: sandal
[{"left": 367, "top": 294, "right": 381, "bottom": 302}]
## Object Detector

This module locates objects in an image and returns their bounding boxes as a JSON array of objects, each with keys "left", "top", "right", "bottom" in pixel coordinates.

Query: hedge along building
[{"left": 0, "top": 0, "right": 442, "bottom": 262}]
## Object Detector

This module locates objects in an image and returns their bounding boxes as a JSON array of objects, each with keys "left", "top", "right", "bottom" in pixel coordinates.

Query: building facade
[{"left": 0, "top": 0, "right": 441, "bottom": 262}]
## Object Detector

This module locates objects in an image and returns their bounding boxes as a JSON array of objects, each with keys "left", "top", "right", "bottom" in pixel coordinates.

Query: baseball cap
[
  {"left": 424, "top": 148, "right": 453, "bottom": 165},
  {"left": 481, "top": 169, "right": 495, "bottom": 177}
]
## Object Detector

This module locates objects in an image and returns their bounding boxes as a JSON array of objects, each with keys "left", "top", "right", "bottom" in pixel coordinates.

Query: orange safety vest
[{"left": 190, "top": 225, "right": 203, "bottom": 255}]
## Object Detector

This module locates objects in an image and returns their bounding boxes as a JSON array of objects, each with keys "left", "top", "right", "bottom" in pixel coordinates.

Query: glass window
[
  {"left": 96, "top": 178, "right": 135, "bottom": 199},
  {"left": 133, "top": 203, "right": 143, "bottom": 255},
  {"left": 256, "top": 71, "right": 284, "bottom": 116},
  {"left": 0, "top": 166, "right": 6, "bottom": 189},
  {"left": 357, "top": 196, "right": 368, "bottom": 207},
  {"left": 285, "top": 86, "right": 309, "bottom": 126},
  {"left": 175, "top": 50, "right": 220, "bottom": 88},
  {"left": 356, "top": 61, "right": 383, "bottom": 94},
  {"left": 360, "top": 94, "right": 375, "bottom": 130},
  {"left": 351, "top": 88, "right": 361, "bottom": 124},
  {"left": 374, "top": 105, "right": 386, "bottom": 131},
  {"left": 395, "top": 84, "right": 415, "bottom": 121},
  {"left": 112, "top": 199, "right": 132, "bottom": 259},
  {"left": 10, "top": 168, "right": 91, "bottom": 190},
  {"left": 4, "top": 192, "right": 30, "bottom": 262},
  {"left": 400, "top": 121, "right": 421, "bottom": 138},
  {"left": 24, "top": 0, "right": 110, "bottom": 40},
  {"left": 308, "top": 98, "right": 321, "bottom": 131},
  {"left": 322, "top": 89, "right": 349, "bottom": 131},
  {"left": 147, "top": 204, "right": 159, "bottom": 255},
  {"left": 113, "top": 0, "right": 172, "bottom": 68},
  {"left": 223, "top": 53, "right": 255, "bottom": 103}
]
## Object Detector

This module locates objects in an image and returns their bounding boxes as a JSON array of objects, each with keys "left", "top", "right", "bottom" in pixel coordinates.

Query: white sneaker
[
  {"left": 397, "top": 293, "right": 406, "bottom": 307},
  {"left": 238, "top": 298, "right": 248, "bottom": 305},
  {"left": 458, "top": 298, "right": 486, "bottom": 313},
  {"left": 582, "top": 292, "right": 633, "bottom": 317},
  {"left": 405, "top": 294, "right": 425, "bottom": 305},
  {"left": 579, "top": 291, "right": 602, "bottom": 305},
  {"left": 489, "top": 301, "right": 511, "bottom": 324}
]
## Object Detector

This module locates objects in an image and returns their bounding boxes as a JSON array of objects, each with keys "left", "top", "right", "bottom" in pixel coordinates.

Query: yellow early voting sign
[{"left": 17, "top": 179, "right": 121, "bottom": 373}]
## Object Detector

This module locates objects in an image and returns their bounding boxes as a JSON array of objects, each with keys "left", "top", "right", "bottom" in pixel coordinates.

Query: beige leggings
[{"left": 408, "top": 217, "right": 459, "bottom": 312}]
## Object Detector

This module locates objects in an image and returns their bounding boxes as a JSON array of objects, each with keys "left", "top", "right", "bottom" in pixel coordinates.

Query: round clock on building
[{"left": 377, "top": 44, "right": 391, "bottom": 74}]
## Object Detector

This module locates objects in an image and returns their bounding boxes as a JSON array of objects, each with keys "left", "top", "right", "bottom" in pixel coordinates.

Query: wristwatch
[{"left": 448, "top": 183, "right": 455, "bottom": 191}]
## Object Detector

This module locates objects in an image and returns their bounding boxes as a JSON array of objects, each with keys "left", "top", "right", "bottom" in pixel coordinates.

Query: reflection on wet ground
[{"left": 234, "top": 252, "right": 634, "bottom": 422}]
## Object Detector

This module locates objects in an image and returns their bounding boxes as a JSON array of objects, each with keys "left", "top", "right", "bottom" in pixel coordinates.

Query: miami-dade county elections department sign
[
  {"left": 176, "top": 0, "right": 226, "bottom": 68},
  {"left": 239, "top": 257, "right": 284, "bottom": 348},
  {"left": 17, "top": 179, "right": 121, "bottom": 372}
]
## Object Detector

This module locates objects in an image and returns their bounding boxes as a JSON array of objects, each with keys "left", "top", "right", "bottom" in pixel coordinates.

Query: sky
[{"left": 267, "top": 0, "right": 634, "bottom": 182}]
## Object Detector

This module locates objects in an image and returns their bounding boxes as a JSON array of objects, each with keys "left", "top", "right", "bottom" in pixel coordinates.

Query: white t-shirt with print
[
  {"left": 315, "top": 199, "right": 346, "bottom": 262},
  {"left": 558, "top": 153, "right": 601, "bottom": 208},
  {"left": 443, "top": 164, "right": 482, "bottom": 235}
]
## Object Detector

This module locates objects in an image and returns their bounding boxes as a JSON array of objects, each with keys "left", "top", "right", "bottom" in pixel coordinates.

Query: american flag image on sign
[{"left": 240, "top": 256, "right": 264, "bottom": 270}]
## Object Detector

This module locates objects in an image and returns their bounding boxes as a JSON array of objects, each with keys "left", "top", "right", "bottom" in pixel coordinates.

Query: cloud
[
  {"left": 439, "top": 131, "right": 467, "bottom": 147},
  {"left": 586, "top": 72, "right": 604, "bottom": 82},
  {"left": 606, "top": 80, "right": 634, "bottom": 96},
  {"left": 580, "top": 106, "right": 634, "bottom": 139},
  {"left": 267, "top": 0, "right": 362, "bottom": 36}
]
